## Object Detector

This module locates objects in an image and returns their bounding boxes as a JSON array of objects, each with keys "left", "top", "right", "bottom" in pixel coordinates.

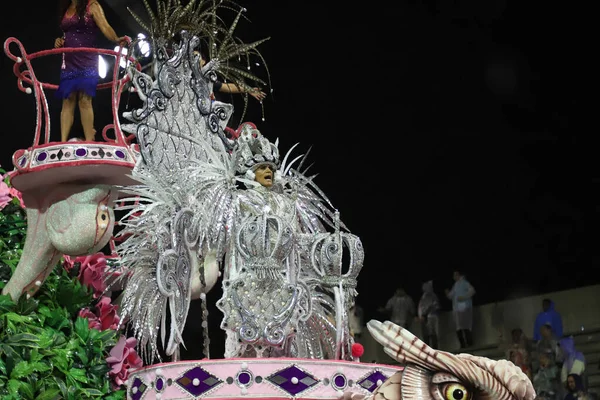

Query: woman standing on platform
[{"left": 54, "top": 0, "right": 126, "bottom": 142}]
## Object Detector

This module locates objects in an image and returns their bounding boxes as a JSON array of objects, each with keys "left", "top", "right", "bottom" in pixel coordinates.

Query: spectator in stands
[
  {"left": 534, "top": 299, "right": 564, "bottom": 341},
  {"left": 445, "top": 270, "right": 476, "bottom": 348},
  {"left": 560, "top": 337, "right": 586, "bottom": 388},
  {"left": 533, "top": 352, "right": 560, "bottom": 400},
  {"left": 564, "top": 373, "right": 589, "bottom": 400},
  {"left": 379, "top": 288, "right": 415, "bottom": 330},
  {"left": 535, "top": 323, "right": 563, "bottom": 370},
  {"left": 417, "top": 280, "right": 440, "bottom": 349},
  {"left": 349, "top": 304, "right": 364, "bottom": 340},
  {"left": 506, "top": 328, "right": 533, "bottom": 379}
]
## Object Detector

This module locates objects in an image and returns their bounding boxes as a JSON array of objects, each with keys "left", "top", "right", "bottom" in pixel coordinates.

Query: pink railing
[{"left": 3, "top": 37, "right": 141, "bottom": 148}]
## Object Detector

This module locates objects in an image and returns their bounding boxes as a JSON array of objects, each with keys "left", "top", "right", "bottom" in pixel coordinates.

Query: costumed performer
[{"left": 54, "top": 0, "right": 127, "bottom": 142}]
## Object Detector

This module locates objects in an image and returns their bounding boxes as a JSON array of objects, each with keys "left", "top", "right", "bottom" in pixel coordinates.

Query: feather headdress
[{"left": 128, "top": 0, "right": 271, "bottom": 123}]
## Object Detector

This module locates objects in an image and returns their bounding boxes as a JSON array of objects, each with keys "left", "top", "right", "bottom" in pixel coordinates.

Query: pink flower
[
  {"left": 106, "top": 336, "right": 143, "bottom": 387},
  {"left": 77, "top": 296, "right": 119, "bottom": 332},
  {"left": 8, "top": 187, "right": 25, "bottom": 208},
  {"left": 78, "top": 308, "right": 101, "bottom": 330},
  {"left": 0, "top": 180, "right": 11, "bottom": 210},
  {"left": 63, "top": 253, "right": 108, "bottom": 298},
  {"left": 96, "top": 296, "right": 120, "bottom": 331}
]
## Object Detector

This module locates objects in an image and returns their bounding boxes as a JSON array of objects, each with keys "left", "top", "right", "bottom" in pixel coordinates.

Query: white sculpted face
[{"left": 254, "top": 164, "right": 274, "bottom": 187}]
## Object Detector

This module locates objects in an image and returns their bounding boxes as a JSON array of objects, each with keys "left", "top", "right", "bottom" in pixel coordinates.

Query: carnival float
[{"left": 0, "top": 1, "right": 536, "bottom": 400}]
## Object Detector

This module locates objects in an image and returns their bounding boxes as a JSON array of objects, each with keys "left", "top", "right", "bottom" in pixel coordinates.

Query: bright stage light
[
  {"left": 98, "top": 55, "right": 107, "bottom": 78},
  {"left": 114, "top": 46, "right": 129, "bottom": 68},
  {"left": 137, "top": 33, "right": 151, "bottom": 57}
]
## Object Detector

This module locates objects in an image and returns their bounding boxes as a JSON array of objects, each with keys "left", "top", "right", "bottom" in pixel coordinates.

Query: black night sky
[{"left": 0, "top": 0, "right": 592, "bottom": 334}]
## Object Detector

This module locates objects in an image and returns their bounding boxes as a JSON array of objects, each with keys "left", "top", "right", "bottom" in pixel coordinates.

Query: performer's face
[{"left": 254, "top": 164, "right": 274, "bottom": 187}]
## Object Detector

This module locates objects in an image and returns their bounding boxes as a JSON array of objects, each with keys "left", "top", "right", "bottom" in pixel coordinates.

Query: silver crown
[
  {"left": 233, "top": 123, "right": 280, "bottom": 175},
  {"left": 308, "top": 232, "right": 364, "bottom": 291}
]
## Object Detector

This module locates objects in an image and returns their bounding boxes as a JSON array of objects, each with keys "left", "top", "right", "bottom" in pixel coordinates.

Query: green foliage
[
  {"left": 0, "top": 170, "right": 126, "bottom": 399},
  {"left": 0, "top": 273, "right": 126, "bottom": 399}
]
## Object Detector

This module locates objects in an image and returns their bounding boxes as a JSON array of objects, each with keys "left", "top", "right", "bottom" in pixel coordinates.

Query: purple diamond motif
[
  {"left": 176, "top": 366, "right": 222, "bottom": 396},
  {"left": 357, "top": 370, "right": 388, "bottom": 392},
  {"left": 75, "top": 148, "right": 87, "bottom": 157},
  {"left": 267, "top": 365, "right": 319, "bottom": 396},
  {"left": 37, "top": 152, "right": 47, "bottom": 162},
  {"left": 18, "top": 157, "right": 27, "bottom": 167},
  {"left": 130, "top": 377, "right": 147, "bottom": 400},
  {"left": 115, "top": 149, "right": 125, "bottom": 159},
  {"left": 155, "top": 377, "right": 164, "bottom": 391}
]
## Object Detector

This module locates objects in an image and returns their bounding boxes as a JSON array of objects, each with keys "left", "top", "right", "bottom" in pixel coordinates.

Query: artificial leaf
[
  {"left": 77, "top": 349, "right": 89, "bottom": 365},
  {"left": 74, "top": 317, "right": 90, "bottom": 342},
  {"left": 1, "top": 344, "right": 21, "bottom": 362},
  {"left": 53, "top": 377, "right": 68, "bottom": 398},
  {"left": 10, "top": 360, "right": 50, "bottom": 379},
  {"left": 6, "top": 333, "right": 39, "bottom": 348},
  {"left": 92, "top": 328, "right": 116, "bottom": 344},
  {"left": 35, "top": 388, "right": 61, "bottom": 400},
  {"left": 6, "top": 379, "right": 21, "bottom": 395},
  {"left": 68, "top": 367, "right": 89, "bottom": 384},
  {"left": 88, "top": 363, "right": 109, "bottom": 377},
  {"left": 27, "top": 348, "right": 43, "bottom": 363},
  {"left": 104, "top": 389, "right": 127, "bottom": 400},
  {"left": 56, "top": 279, "right": 92, "bottom": 316},
  {"left": 48, "top": 310, "right": 71, "bottom": 332},
  {"left": 36, "top": 305, "right": 52, "bottom": 318},
  {"left": 17, "top": 380, "right": 35, "bottom": 400},
  {"left": 36, "top": 328, "right": 56, "bottom": 349},
  {"left": 0, "top": 294, "right": 15, "bottom": 313},
  {"left": 79, "top": 387, "right": 104, "bottom": 396},
  {"left": 52, "top": 349, "right": 70, "bottom": 372},
  {"left": 3, "top": 312, "right": 33, "bottom": 326},
  {"left": 16, "top": 295, "right": 38, "bottom": 315}
]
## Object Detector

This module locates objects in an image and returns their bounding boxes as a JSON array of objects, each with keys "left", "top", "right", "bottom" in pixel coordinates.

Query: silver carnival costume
[{"left": 113, "top": 1, "right": 364, "bottom": 364}]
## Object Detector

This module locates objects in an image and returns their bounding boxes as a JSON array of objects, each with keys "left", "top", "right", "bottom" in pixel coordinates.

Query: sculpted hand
[{"left": 54, "top": 38, "right": 65, "bottom": 48}]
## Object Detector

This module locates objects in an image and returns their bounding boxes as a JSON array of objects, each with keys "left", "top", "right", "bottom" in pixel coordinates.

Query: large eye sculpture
[
  {"left": 95, "top": 200, "right": 112, "bottom": 245},
  {"left": 442, "top": 383, "right": 471, "bottom": 400},
  {"left": 430, "top": 374, "right": 474, "bottom": 400}
]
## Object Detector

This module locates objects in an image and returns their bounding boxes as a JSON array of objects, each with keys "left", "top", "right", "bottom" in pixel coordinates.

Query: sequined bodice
[{"left": 61, "top": 11, "right": 98, "bottom": 48}]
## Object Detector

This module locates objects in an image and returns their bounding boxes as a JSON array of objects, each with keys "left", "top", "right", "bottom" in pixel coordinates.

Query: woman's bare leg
[
  {"left": 60, "top": 93, "right": 77, "bottom": 142},
  {"left": 78, "top": 93, "right": 96, "bottom": 141}
]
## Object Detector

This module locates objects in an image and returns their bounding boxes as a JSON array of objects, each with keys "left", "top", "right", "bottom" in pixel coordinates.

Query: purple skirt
[{"left": 56, "top": 65, "right": 99, "bottom": 99}]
